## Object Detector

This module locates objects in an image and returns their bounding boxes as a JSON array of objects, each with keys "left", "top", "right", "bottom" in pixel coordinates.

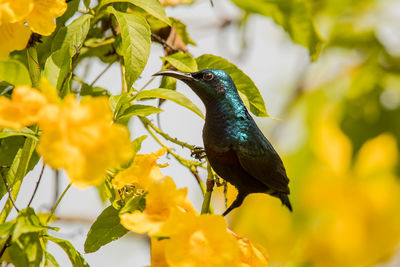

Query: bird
[{"left": 154, "top": 69, "right": 292, "bottom": 216}]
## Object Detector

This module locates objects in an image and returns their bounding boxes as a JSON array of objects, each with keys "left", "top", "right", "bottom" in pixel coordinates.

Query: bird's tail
[{"left": 277, "top": 192, "right": 293, "bottom": 212}]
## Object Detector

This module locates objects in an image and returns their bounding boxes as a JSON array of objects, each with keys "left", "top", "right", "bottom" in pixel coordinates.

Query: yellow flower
[
  {"left": 113, "top": 148, "right": 167, "bottom": 190},
  {"left": 0, "top": 85, "right": 48, "bottom": 129},
  {"left": 0, "top": 0, "right": 33, "bottom": 25},
  {"left": 234, "top": 234, "right": 269, "bottom": 267},
  {"left": 26, "top": 0, "right": 67, "bottom": 36},
  {"left": 120, "top": 177, "right": 196, "bottom": 236},
  {"left": 0, "top": 22, "right": 31, "bottom": 58},
  {"left": 160, "top": 210, "right": 239, "bottom": 266},
  {"left": 150, "top": 238, "right": 169, "bottom": 267},
  {"left": 37, "top": 95, "right": 133, "bottom": 187}
]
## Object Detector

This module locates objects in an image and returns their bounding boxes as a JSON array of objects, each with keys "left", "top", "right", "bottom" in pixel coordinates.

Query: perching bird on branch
[{"left": 154, "top": 69, "right": 292, "bottom": 216}]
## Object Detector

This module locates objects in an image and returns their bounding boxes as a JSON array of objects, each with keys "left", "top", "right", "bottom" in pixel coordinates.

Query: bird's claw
[{"left": 191, "top": 146, "right": 206, "bottom": 160}]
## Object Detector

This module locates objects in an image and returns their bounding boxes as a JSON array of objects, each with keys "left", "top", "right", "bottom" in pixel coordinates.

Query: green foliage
[
  {"left": 0, "top": 128, "right": 39, "bottom": 140},
  {"left": 135, "top": 88, "right": 204, "bottom": 118},
  {"left": 162, "top": 52, "right": 198, "bottom": 72},
  {"left": 99, "top": 0, "right": 170, "bottom": 25},
  {"left": 44, "top": 252, "right": 61, "bottom": 267},
  {"left": 44, "top": 14, "right": 92, "bottom": 96},
  {"left": 117, "top": 104, "right": 163, "bottom": 124},
  {"left": 9, "top": 233, "right": 43, "bottom": 267},
  {"left": 0, "top": 59, "right": 31, "bottom": 86},
  {"left": 230, "top": 0, "right": 322, "bottom": 60},
  {"left": 119, "top": 194, "right": 147, "bottom": 214},
  {"left": 196, "top": 54, "right": 268, "bottom": 117},
  {"left": 84, "top": 205, "right": 129, "bottom": 253},
  {"left": 44, "top": 236, "right": 89, "bottom": 267},
  {"left": 108, "top": 7, "right": 151, "bottom": 89}
]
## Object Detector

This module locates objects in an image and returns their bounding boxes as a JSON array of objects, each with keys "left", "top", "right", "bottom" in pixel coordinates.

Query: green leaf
[
  {"left": 162, "top": 52, "right": 198, "bottom": 72},
  {"left": 118, "top": 104, "right": 163, "bottom": 122},
  {"left": 44, "top": 252, "right": 61, "bottom": 267},
  {"left": 45, "top": 235, "right": 89, "bottom": 267},
  {"left": 108, "top": 7, "right": 151, "bottom": 89},
  {"left": 84, "top": 205, "right": 129, "bottom": 253},
  {"left": 120, "top": 194, "right": 146, "bottom": 214},
  {"left": 0, "top": 59, "right": 31, "bottom": 86},
  {"left": 80, "top": 82, "right": 111, "bottom": 97},
  {"left": 100, "top": 0, "right": 170, "bottom": 25},
  {"left": 230, "top": 0, "right": 322, "bottom": 60},
  {"left": 44, "top": 14, "right": 92, "bottom": 95},
  {"left": 170, "top": 18, "right": 196, "bottom": 46},
  {"left": 196, "top": 54, "right": 268, "bottom": 117},
  {"left": 0, "top": 221, "right": 15, "bottom": 236},
  {"left": 9, "top": 233, "right": 43, "bottom": 267},
  {"left": 0, "top": 128, "right": 38, "bottom": 140},
  {"left": 109, "top": 93, "right": 133, "bottom": 120},
  {"left": 12, "top": 208, "right": 47, "bottom": 241},
  {"left": 132, "top": 135, "right": 147, "bottom": 156},
  {"left": 160, "top": 76, "right": 177, "bottom": 90},
  {"left": 56, "top": 0, "right": 80, "bottom": 27},
  {"left": 135, "top": 88, "right": 204, "bottom": 119}
]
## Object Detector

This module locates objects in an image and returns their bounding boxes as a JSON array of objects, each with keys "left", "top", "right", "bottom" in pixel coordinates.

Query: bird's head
[{"left": 153, "top": 69, "right": 237, "bottom": 104}]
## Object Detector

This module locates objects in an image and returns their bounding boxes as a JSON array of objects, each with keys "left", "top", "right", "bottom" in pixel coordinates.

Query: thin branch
[
  {"left": 120, "top": 60, "right": 128, "bottom": 93},
  {"left": 201, "top": 162, "right": 215, "bottom": 214},
  {"left": 151, "top": 33, "right": 183, "bottom": 54},
  {"left": 46, "top": 183, "right": 72, "bottom": 224},
  {"left": 142, "top": 121, "right": 203, "bottom": 168},
  {"left": 139, "top": 76, "right": 156, "bottom": 92},
  {"left": 0, "top": 168, "right": 20, "bottom": 212},
  {"left": 0, "top": 236, "right": 12, "bottom": 259},
  {"left": 190, "top": 166, "right": 206, "bottom": 195},
  {"left": 140, "top": 117, "right": 196, "bottom": 150},
  {"left": 27, "top": 163, "right": 45, "bottom": 207},
  {"left": 90, "top": 62, "right": 113, "bottom": 87}
]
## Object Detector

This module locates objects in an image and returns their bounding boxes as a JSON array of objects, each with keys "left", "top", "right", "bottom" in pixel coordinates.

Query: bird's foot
[{"left": 191, "top": 146, "right": 206, "bottom": 160}]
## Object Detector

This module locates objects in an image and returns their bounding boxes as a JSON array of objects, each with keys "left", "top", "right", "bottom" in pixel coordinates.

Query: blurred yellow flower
[
  {"left": 234, "top": 234, "right": 269, "bottom": 267},
  {"left": 113, "top": 148, "right": 167, "bottom": 190},
  {"left": 0, "top": 0, "right": 33, "bottom": 25},
  {"left": 26, "top": 0, "right": 67, "bottom": 36},
  {"left": 160, "top": 210, "right": 239, "bottom": 267},
  {"left": 37, "top": 95, "right": 133, "bottom": 188},
  {"left": 0, "top": 85, "right": 48, "bottom": 129},
  {"left": 120, "top": 177, "right": 196, "bottom": 236},
  {"left": 150, "top": 238, "right": 169, "bottom": 267},
  {"left": 0, "top": 22, "right": 31, "bottom": 58}
]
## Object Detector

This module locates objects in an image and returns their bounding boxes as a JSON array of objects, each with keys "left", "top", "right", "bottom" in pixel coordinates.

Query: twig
[
  {"left": 151, "top": 33, "right": 183, "bottom": 54},
  {"left": 121, "top": 60, "right": 128, "bottom": 93},
  {"left": 0, "top": 168, "right": 20, "bottom": 212},
  {"left": 46, "top": 183, "right": 72, "bottom": 224},
  {"left": 0, "top": 236, "right": 12, "bottom": 259},
  {"left": 139, "top": 76, "right": 155, "bottom": 92},
  {"left": 90, "top": 62, "right": 113, "bottom": 87},
  {"left": 27, "top": 163, "right": 45, "bottom": 207},
  {"left": 141, "top": 120, "right": 204, "bottom": 168},
  {"left": 210, "top": 0, "right": 214, "bottom": 7},
  {"left": 190, "top": 166, "right": 206, "bottom": 195},
  {"left": 59, "top": 45, "right": 81, "bottom": 95},
  {"left": 201, "top": 162, "right": 215, "bottom": 214},
  {"left": 140, "top": 117, "right": 196, "bottom": 150}
]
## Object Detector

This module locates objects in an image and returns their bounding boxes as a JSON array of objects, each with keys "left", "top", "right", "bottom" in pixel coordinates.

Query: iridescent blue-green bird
[{"left": 154, "top": 69, "right": 292, "bottom": 215}]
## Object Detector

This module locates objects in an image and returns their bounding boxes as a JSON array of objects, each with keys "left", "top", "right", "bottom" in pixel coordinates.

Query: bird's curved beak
[{"left": 153, "top": 70, "right": 195, "bottom": 81}]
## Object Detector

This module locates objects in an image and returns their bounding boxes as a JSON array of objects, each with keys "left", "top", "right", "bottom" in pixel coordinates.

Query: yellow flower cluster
[
  {"left": 116, "top": 156, "right": 268, "bottom": 266},
  {"left": 0, "top": 0, "right": 67, "bottom": 57},
  {"left": 0, "top": 80, "right": 133, "bottom": 188}
]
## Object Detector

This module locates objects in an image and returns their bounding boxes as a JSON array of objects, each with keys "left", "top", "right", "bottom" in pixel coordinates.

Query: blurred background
[{"left": 5, "top": 0, "right": 400, "bottom": 266}]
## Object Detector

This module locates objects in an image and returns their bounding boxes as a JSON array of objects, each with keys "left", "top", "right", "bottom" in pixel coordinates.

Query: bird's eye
[{"left": 203, "top": 72, "right": 214, "bottom": 81}]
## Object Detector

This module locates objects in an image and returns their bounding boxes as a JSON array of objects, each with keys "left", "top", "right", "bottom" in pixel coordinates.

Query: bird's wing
[{"left": 234, "top": 138, "right": 290, "bottom": 193}]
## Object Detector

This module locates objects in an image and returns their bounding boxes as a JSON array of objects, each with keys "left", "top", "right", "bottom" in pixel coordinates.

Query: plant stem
[
  {"left": 121, "top": 61, "right": 127, "bottom": 93},
  {"left": 27, "top": 163, "right": 45, "bottom": 207},
  {"left": 0, "top": 168, "right": 19, "bottom": 212},
  {"left": 46, "top": 183, "right": 72, "bottom": 224},
  {"left": 140, "top": 118, "right": 203, "bottom": 168},
  {"left": 140, "top": 116, "right": 196, "bottom": 150},
  {"left": 201, "top": 162, "right": 215, "bottom": 214},
  {"left": 90, "top": 62, "right": 113, "bottom": 86}
]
